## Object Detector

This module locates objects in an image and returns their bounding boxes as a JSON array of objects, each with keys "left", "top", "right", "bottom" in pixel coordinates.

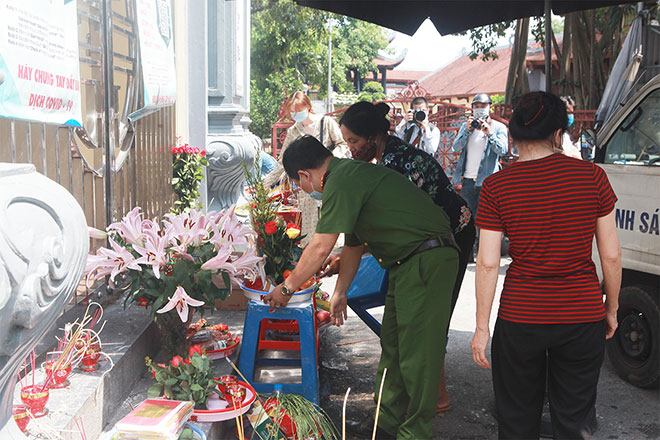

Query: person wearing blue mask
[
  {"left": 263, "top": 135, "right": 459, "bottom": 440},
  {"left": 264, "top": 91, "right": 350, "bottom": 245},
  {"left": 560, "top": 96, "right": 582, "bottom": 159}
]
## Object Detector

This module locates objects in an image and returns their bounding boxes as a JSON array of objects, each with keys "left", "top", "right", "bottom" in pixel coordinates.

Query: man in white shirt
[
  {"left": 451, "top": 93, "right": 509, "bottom": 261},
  {"left": 394, "top": 97, "right": 440, "bottom": 155}
]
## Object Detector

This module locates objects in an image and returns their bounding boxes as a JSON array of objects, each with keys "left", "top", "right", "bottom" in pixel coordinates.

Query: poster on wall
[
  {"left": 136, "top": 0, "right": 176, "bottom": 109},
  {"left": 0, "top": 0, "right": 82, "bottom": 126}
]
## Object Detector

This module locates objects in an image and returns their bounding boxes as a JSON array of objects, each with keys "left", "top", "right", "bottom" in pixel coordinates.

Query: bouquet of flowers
[
  {"left": 171, "top": 143, "right": 208, "bottom": 214},
  {"left": 85, "top": 207, "right": 261, "bottom": 321},
  {"left": 243, "top": 164, "right": 303, "bottom": 286},
  {"left": 146, "top": 345, "right": 221, "bottom": 409}
]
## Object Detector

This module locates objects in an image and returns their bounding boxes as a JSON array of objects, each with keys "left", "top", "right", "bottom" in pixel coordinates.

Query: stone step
[
  {"left": 101, "top": 309, "right": 248, "bottom": 440},
  {"left": 14, "top": 298, "right": 160, "bottom": 439}
]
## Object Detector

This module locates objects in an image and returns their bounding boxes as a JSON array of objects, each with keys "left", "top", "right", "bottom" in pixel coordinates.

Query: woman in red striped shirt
[{"left": 470, "top": 92, "right": 622, "bottom": 439}]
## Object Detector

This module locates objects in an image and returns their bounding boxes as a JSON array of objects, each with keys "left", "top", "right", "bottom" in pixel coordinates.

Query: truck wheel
[{"left": 606, "top": 285, "right": 659, "bottom": 388}]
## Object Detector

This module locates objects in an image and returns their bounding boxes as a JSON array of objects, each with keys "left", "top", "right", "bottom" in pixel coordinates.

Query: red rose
[
  {"left": 264, "top": 221, "right": 278, "bottom": 235},
  {"left": 184, "top": 357, "right": 191, "bottom": 365},
  {"left": 194, "top": 147, "right": 200, "bottom": 153},
  {"left": 171, "top": 147, "right": 177, "bottom": 154},
  {"left": 189, "top": 345, "right": 204, "bottom": 357},
  {"left": 137, "top": 297, "right": 149, "bottom": 306},
  {"left": 200, "top": 150, "right": 206, "bottom": 157},
  {"left": 171, "top": 355, "right": 183, "bottom": 367}
]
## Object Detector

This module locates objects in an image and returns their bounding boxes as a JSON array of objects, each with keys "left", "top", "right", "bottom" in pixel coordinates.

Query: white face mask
[
  {"left": 473, "top": 108, "right": 490, "bottom": 119},
  {"left": 290, "top": 110, "right": 309, "bottom": 123}
]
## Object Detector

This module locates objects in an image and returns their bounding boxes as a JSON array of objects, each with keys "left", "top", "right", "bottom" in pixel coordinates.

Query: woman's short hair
[
  {"left": 509, "top": 92, "right": 568, "bottom": 141},
  {"left": 339, "top": 101, "right": 391, "bottom": 139},
  {"left": 282, "top": 135, "right": 332, "bottom": 180},
  {"left": 287, "top": 91, "right": 313, "bottom": 112}
]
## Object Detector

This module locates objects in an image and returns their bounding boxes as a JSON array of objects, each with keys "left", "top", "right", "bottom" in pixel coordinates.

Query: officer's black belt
[{"left": 396, "top": 235, "right": 459, "bottom": 265}]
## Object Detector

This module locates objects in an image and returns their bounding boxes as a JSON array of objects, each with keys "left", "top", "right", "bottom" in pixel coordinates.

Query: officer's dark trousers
[{"left": 492, "top": 318, "right": 606, "bottom": 440}]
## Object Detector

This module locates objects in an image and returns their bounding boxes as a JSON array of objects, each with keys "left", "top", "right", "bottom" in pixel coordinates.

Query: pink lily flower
[
  {"left": 210, "top": 206, "right": 255, "bottom": 248},
  {"left": 200, "top": 246, "right": 237, "bottom": 273},
  {"left": 107, "top": 207, "right": 146, "bottom": 246},
  {"left": 229, "top": 249, "right": 263, "bottom": 284},
  {"left": 132, "top": 230, "right": 169, "bottom": 279},
  {"left": 84, "top": 237, "right": 145, "bottom": 287},
  {"left": 88, "top": 227, "right": 108, "bottom": 240},
  {"left": 156, "top": 286, "right": 205, "bottom": 322},
  {"left": 164, "top": 211, "right": 209, "bottom": 254}
]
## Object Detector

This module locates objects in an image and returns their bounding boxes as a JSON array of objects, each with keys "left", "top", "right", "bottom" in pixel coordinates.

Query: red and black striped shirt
[{"left": 476, "top": 153, "right": 617, "bottom": 324}]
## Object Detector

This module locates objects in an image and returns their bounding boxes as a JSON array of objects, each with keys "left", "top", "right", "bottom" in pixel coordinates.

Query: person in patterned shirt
[{"left": 328, "top": 100, "right": 476, "bottom": 413}]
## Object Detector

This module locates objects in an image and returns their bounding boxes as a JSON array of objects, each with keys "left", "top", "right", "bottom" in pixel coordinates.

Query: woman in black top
[{"left": 328, "top": 101, "right": 476, "bottom": 412}]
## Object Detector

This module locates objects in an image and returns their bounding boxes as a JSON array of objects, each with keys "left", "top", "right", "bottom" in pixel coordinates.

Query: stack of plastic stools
[
  {"left": 238, "top": 299, "right": 319, "bottom": 404},
  {"left": 346, "top": 255, "right": 389, "bottom": 336}
]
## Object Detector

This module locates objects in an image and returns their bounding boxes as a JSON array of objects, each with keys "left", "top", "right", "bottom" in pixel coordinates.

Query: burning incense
[
  {"left": 342, "top": 387, "right": 351, "bottom": 440},
  {"left": 372, "top": 368, "right": 388, "bottom": 440}
]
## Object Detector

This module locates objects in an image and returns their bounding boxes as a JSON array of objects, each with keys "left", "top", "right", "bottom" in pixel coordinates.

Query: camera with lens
[
  {"left": 412, "top": 109, "right": 426, "bottom": 122},
  {"left": 470, "top": 117, "right": 485, "bottom": 130}
]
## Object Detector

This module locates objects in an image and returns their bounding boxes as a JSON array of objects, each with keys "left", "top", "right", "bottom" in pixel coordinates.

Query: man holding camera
[
  {"left": 395, "top": 97, "right": 440, "bottom": 155},
  {"left": 451, "top": 93, "right": 508, "bottom": 260}
]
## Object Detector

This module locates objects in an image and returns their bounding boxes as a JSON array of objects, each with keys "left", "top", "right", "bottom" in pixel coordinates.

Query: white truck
[{"left": 593, "top": 73, "right": 659, "bottom": 388}]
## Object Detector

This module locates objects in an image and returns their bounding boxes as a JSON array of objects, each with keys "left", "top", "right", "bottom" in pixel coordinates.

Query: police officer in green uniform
[{"left": 264, "top": 136, "right": 458, "bottom": 439}]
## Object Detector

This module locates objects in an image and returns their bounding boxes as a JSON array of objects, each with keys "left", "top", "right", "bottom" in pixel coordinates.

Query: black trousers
[{"left": 492, "top": 318, "right": 606, "bottom": 440}]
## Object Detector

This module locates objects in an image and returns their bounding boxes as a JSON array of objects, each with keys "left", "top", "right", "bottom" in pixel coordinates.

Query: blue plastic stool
[
  {"left": 238, "top": 300, "right": 319, "bottom": 404},
  {"left": 346, "top": 255, "right": 389, "bottom": 336}
]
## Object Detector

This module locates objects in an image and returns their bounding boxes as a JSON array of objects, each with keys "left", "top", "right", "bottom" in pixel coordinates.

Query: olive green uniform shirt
[{"left": 316, "top": 158, "right": 452, "bottom": 268}]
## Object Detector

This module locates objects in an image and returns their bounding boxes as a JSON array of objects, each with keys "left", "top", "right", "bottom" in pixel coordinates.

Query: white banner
[
  {"left": 136, "top": 0, "right": 176, "bottom": 108},
  {"left": 0, "top": 0, "right": 82, "bottom": 126}
]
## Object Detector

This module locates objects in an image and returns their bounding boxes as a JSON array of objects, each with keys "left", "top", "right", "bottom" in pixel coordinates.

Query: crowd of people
[{"left": 260, "top": 90, "right": 621, "bottom": 439}]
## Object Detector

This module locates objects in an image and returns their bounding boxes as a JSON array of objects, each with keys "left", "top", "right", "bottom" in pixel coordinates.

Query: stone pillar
[
  {"left": 206, "top": 0, "right": 260, "bottom": 211},
  {"left": 0, "top": 164, "right": 89, "bottom": 439},
  {"left": 175, "top": 0, "right": 210, "bottom": 208}
]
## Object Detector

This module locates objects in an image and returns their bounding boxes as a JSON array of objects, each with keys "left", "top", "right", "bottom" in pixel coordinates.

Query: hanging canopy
[{"left": 294, "top": 0, "right": 639, "bottom": 36}]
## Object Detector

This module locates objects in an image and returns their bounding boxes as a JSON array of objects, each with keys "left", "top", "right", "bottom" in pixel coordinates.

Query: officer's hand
[
  {"left": 329, "top": 292, "right": 348, "bottom": 326},
  {"left": 263, "top": 284, "right": 291, "bottom": 312},
  {"left": 318, "top": 254, "right": 341, "bottom": 278},
  {"left": 470, "top": 327, "right": 491, "bottom": 368},
  {"left": 404, "top": 110, "right": 414, "bottom": 123}
]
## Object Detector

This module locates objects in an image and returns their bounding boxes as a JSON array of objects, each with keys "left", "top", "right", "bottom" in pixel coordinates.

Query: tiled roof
[{"left": 420, "top": 47, "right": 513, "bottom": 97}]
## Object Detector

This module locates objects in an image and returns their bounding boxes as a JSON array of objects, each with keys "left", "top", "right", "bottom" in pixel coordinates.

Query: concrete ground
[{"left": 317, "top": 258, "right": 660, "bottom": 440}]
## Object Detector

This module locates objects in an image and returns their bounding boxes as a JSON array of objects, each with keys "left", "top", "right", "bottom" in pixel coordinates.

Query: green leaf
[
  {"left": 190, "top": 383, "right": 204, "bottom": 392},
  {"left": 164, "top": 386, "right": 173, "bottom": 399},
  {"left": 164, "top": 378, "right": 178, "bottom": 386},
  {"left": 147, "top": 384, "right": 163, "bottom": 398}
]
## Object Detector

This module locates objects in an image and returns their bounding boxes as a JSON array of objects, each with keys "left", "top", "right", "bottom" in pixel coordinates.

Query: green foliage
[
  {"left": 264, "top": 392, "right": 339, "bottom": 440},
  {"left": 357, "top": 81, "right": 386, "bottom": 102},
  {"left": 171, "top": 145, "right": 208, "bottom": 214},
  {"left": 459, "top": 21, "right": 514, "bottom": 61},
  {"left": 146, "top": 349, "right": 221, "bottom": 409},
  {"left": 249, "top": 0, "right": 388, "bottom": 139},
  {"left": 490, "top": 94, "right": 505, "bottom": 105}
]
